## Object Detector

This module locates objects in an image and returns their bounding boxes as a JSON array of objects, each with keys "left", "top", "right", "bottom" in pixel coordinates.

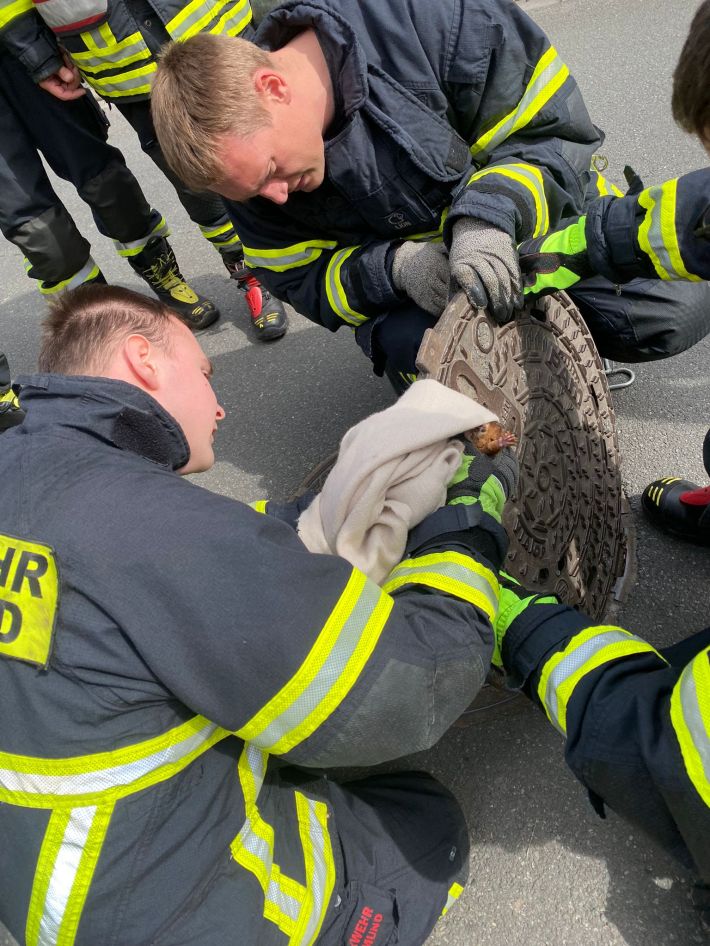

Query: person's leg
[
  {"left": 568, "top": 275, "right": 710, "bottom": 362},
  {"left": 0, "top": 353, "right": 24, "bottom": 432},
  {"left": 116, "top": 98, "right": 288, "bottom": 340},
  {"left": 318, "top": 771, "right": 469, "bottom": 946}
]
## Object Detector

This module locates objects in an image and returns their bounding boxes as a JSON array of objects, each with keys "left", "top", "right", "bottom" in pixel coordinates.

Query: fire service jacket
[
  {"left": 225, "top": 0, "right": 604, "bottom": 333},
  {"left": 0, "top": 374, "right": 505, "bottom": 946}
]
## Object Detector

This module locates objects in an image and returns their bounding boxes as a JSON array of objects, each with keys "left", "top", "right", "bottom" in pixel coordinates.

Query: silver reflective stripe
[
  {"left": 70, "top": 36, "right": 150, "bottom": 74},
  {"left": 85, "top": 64, "right": 156, "bottom": 96},
  {"left": 37, "top": 807, "right": 96, "bottom": 946},
  {"left": 325, "top": 247, "right": 368, "bottom": 326},
  {"left": 34, "top": 0, "right": 106, "bottom": 31},
  {"left": 471, "top": 47, "right": 569, "bottom": 158},
  {"left": 300, "top": 796, "right": 330, "bottom": 945},
  {"left": 38, "top": 258, "right": 100, "bottom": 295},
  {"left": 0, "top": 720, "right": 221, "bottom": 796},
  {"left": 384, "top": 559, "right": 499, "bottom": 617},
  {"left": 168, "top": 0, "right": 250, "bottom": 41},
  {"left": 248, "top": 581, "right": 383, "bottom": 751},
  {"left": 114, "top": 216, "right": 169, "bottom": 257},
  {"left": 244, "top": 241, "right": 335, "bottom": 271},
  {"left": 543, "top": 630, "right": 632, "bottom": 734},
  {"left": 678, "top": 661, "right": 710, "bottom": 788},
  {"left": 637, "top": 182, "right": 698, "bottom": 280}
]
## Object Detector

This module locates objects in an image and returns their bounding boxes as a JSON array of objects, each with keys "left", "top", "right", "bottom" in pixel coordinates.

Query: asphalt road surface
[{"left": 1, "top": 0, "right": 709, "bottom": 943}]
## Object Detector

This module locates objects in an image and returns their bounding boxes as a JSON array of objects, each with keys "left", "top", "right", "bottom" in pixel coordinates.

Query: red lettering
[
  {"left": 348, "top": 907, "right": 375, "bottom": 946},
  {"left": 363, "top": 915, "right": 382, "bottom": 946}
]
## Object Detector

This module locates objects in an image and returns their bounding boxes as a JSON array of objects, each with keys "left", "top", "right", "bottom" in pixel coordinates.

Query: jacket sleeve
[
  {"left": 227, "top": 199, "right": 403, "bottom": 332},
  {"left": 444, "top": 0, "right": 602, "bottom": 244},
  {"left": 501, "top": 602, "right": 710, "bottom": 882},
  {"left": 85, "top": 473, "right": 507, "bottom": 768},
  {"left": 0, "top": 0, "right": 63, "bottom": 81}
]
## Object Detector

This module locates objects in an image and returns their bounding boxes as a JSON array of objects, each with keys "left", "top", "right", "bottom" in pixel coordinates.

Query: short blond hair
[{"left": 152, "top": 34, "right": 273, "bottom": 191}]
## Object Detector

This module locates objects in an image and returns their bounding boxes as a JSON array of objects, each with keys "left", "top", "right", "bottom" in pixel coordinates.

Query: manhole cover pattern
[{"left": 416, "top": 291, "right": 630, "bottom": 620}]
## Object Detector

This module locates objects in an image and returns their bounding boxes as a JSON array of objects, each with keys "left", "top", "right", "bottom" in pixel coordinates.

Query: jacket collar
[{"left": 16, "top": 373, "right": 190, "bottom": 471}]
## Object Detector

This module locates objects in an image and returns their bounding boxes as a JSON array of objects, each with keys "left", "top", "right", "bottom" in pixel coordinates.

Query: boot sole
[{"left": 416, "top": 290, "right": 634, "bottom": 621}]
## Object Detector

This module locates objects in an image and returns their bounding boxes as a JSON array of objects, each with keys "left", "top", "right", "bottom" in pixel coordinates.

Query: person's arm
[
  {"left": 494, "top": 581, "right": 710, "bottom": 881},
  {"left": 91, "top": 461, "right": 511, "bottom": 768},
  {"left": 0, "top": 0, "right": 67, "bottom": 84},
  {"left": 227, "top": 199, "right": 407, "bottom": 331},
  {"left": 518, "top": 167, "right": 710, "bottom": 296}
]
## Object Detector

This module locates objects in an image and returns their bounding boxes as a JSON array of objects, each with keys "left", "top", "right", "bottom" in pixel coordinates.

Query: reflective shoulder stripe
[
  {"left": 243, "top": 239, "right": 338, "bottom": 273},
  {"left": 382, "top": 551, "right": 500, "bottom": 622},
  {"left": 232, "top": 745, "right": 336, "bottom": 945},
  {"left": 471, "top": 46, "right": 570, "bottom": 158},
  {"left": 237, "top": 569, "right": 392, "bottom": 754},
  {"left": 441, "top": 881, "right": 465, "bottom": 916},
  {"left": 324, "top": 246, "right": 369, "bottom": 327},
  {"left": 468, "top": 163, "right": 549, "bottom": 237},
  {"left": 0, "top": 715, "right": 230, "bottom": 807},
  {"left": 167, "top": 0, "right": 251, "bottom": 42},
  {"left": 0, "top": 0, "right": 33, "bottom": 30},
  {"left": 250, "top": 499, "right": 269, "bottom": 514},
  {"left": 637, "top": 180, "right": 703, "bottom": 281},
  {"left": 538, "top": 625, "right": 665, "bottom": 736},
  {"left": 670, "top": 649, "right": 710, "bottom": 807},
  {"left": 31, "top": 0, "right": 106, "bottom": 33}
]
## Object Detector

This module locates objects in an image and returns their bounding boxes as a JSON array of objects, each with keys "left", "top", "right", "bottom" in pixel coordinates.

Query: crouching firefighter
[{"left": 0, "top": 283, "right": 517, "bottom": 946}]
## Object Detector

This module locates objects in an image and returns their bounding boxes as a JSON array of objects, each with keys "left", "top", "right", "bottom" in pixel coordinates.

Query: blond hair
[{"left": 152, "top": 34, "right": 273, "bottom": 191}]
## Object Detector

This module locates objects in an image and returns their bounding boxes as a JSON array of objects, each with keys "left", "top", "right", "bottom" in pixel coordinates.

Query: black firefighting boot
[
  {"left": 129, "top": 236, "right": 219, "bottom": 331},
  {"left": 222, "top": 249, "right": 287, "bottom": 341},
  {"left": 0, "top": 353, "right": 24, "bottom": 432}
]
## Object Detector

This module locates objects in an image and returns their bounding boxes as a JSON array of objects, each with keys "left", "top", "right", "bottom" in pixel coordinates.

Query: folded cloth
[{"left": 297, "top": 379, "right": 498, "bottom": 584}]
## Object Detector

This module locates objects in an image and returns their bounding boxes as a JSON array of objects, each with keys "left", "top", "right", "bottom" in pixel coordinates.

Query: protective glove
[
  {"left": 517, "top": 216, "right": 595, "bottom": 299},
  {"left": 391, "top": 240, "right": 450, "bottom": 316},
  {"left": 492, "top": 572, "right": 558, "bottom": 668},
  {"left": 449, "top": 217, "right": 524, "bottom": 324},
  {"left": 446, "top": 442, "right": 519, "bottom": 524}
]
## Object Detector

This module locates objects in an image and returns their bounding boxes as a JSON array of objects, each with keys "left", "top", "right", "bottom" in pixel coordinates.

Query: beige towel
[{"left": 297, "top": 379, "right": 498, "bottom": 583}]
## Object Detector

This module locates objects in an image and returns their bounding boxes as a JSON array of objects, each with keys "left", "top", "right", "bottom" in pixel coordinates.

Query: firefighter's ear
[
  {"left": 254, "top": 68, "right": 291, "bottom": 105},
  {"left": 120, "top": 334, "right": 161, "bottom": 392}
]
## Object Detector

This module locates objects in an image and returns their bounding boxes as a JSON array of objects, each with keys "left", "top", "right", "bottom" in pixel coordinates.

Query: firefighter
[
  {"left": 0, "top": 283, "right": 517, "bottom": 946},
  {"left": 150, "top": 0, "right": 710, "bottom": 392},
  {"left": 1, "top": 0, "right": 288, "bottom": 341},
  {"left": 0, "top": 41, "right": 216, "bottom": 326}
]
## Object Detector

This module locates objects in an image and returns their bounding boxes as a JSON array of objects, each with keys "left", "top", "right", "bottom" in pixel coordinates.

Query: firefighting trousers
[
  {"left": 355, "top": 277, "right": 710, "bottom": 380},
  {"left": 0, "top": 51, "right": 155, "bottom": 286},
  {"left": 502, "top": 606, "right": 710, "bottom": 884},
  {"left": 291, "top": 769, "right": 470, "bottom": 946}
]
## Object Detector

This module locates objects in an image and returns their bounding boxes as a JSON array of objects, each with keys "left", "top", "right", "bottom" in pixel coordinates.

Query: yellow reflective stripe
[
  {"left": 671, "top": 651, "right": 710, "bottom": 807},
  {"left": 293, "top": 792, "right": 336, "bottom": 946},
  {"left": 238, "top": 570, "right": 392, "bottom": 754},
  {"left": 637, "top": 179, "right": 702, "bottom": 281},
  {"left": 38, "top": 260, "right": 100, "bottom": 296},
  {"left": 0, "top": 0, "right": 32, "bottom": 30},
  {"left": 26, "top": 803, "right": 112, "bottom": 946},
  {"left": 593, "top": 170, "right": 623, "bottom": 198},
  {"left": 83, "top": 60, "right": 156, "bottom": 97},
  {"left": 250, "top": 499, "right": 269, "bottom": 514},
  {"left": 325, "top": 247, "right": 369, "bottom": 326},
  {"left": 71, "top": 28, "right": 151, "bottom": 74},
  {"left": 468, "top": 163, "right": 549, "bottom": 237},
  {"left": 114, "top": 215, "right": 169, "bottom": 257},
  {"left": 167, "top": 0, "right": 251, "bottom": 42},
  {"left": 244, "top": 239, "right": 337, "bottom": 273},
  {"left": 382, "top": 551, "right": 500, "bottom": 621},
  {"left": 538, "top": 625, "right": 665, "bottom": 736},
  {"left": 441, "top": 881, "right": 465, "bottom": 916},
  {"left": 232, "top": 747, "right": 303, "bottom": 937},
  {"left": 471, "top": 46, "right": 570, "bottom": 157},
  {"left": 0, "top": 715, "right": 230, "bottom": 807}
]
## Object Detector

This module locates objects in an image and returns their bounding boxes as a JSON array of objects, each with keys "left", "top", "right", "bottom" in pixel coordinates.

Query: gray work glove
[
  {"left": 449, "top": 217, "right": 524, "bottom": 324},
  {"left": 391, "top": 240, "right": 450, "bottom": 316}
]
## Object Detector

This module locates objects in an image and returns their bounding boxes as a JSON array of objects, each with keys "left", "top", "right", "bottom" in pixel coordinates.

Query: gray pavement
[{"left": 1, "top": 0, "right": 710, "bottom": 943}]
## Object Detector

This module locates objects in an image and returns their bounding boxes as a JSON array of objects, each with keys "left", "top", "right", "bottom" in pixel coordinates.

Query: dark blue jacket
[{"left": 227, "top": 0, "right": 603, "bottom": 332}]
